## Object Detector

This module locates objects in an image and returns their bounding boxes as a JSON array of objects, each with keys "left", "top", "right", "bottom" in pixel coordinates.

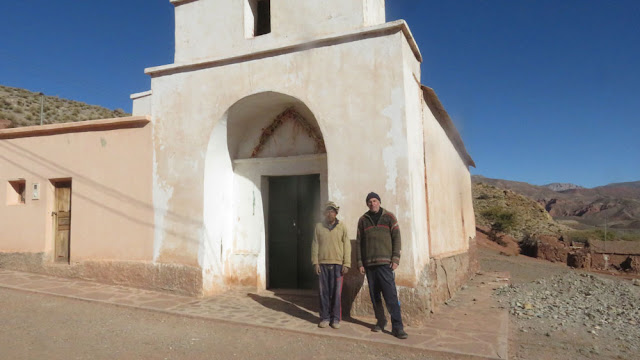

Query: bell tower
[{"left": 170, "top": 0, "right": 386, "bottom": 62}]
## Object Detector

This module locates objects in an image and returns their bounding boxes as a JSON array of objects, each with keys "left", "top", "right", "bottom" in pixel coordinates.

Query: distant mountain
[
  {"left": 544, "top": 183, "right": 585, "bottom": 192},
  {"left": 601, "top": 181, "right": 640, "bottom": 189},
  {"left": 0, "top": 85, "right": 129, "bottom": 128},
  {"left": 472, "top": 176, "right": 640, "bottom": 231}
]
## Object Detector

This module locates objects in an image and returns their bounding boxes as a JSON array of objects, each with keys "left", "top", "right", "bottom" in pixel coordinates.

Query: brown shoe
[
  {"left": 318, "top": 320, "right": 329, "bottom": 328},
  {"left": 330, "top": 321, "right": 341, "bottom": 329},
  {"left": 392, "top": 329, "right": 408, "bottom": 339},
  {"left": 371, "top": 321, "right": 386, "bottom": 332}
]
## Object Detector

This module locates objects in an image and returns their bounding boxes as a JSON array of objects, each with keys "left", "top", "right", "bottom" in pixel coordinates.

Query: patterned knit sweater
[{"left": 356, "top": 208, "right": 401, "bottom": 267}]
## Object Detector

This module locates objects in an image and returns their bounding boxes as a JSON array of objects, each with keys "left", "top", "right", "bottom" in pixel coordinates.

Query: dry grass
[
  {"left": 473, "top": 182, "right": 570, "bottom": 240},
  {"left": 0, "top": 85, "right": 129, "bottom": 128}
]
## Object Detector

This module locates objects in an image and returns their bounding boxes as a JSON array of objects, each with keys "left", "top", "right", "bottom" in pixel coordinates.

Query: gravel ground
[
  {"left": 480, "top": 247, "right": 640, "bottom": 359},
  {"left": 0, "top": 288, "right": 470, "bottom": 360}
]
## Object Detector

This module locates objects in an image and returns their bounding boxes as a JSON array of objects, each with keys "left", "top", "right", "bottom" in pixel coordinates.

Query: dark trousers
[
  {"left": 318, "top": 264, "right": 343, "bottom": 322},
  {"left": 365, "top": 265, "right": 404, "bottom": 331}
]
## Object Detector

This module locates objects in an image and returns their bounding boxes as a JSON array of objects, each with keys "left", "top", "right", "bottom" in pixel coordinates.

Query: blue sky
[{"left": 1, "top": 1, "right": 638, "bottom": 188}]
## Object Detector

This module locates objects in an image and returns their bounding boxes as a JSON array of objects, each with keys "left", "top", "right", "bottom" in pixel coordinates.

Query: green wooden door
[{"left": 268, "top": 175, "right": 320, "bottom": 289}]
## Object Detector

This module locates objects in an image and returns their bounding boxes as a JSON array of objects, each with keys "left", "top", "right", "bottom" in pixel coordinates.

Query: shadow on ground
[{"left": 247, "top": 293, "right": 320, "bottom": 324}]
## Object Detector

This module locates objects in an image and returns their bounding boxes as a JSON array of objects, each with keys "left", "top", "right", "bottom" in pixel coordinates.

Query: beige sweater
[{"left": 311, "top": 221, "right": 351, "bottom": 268}]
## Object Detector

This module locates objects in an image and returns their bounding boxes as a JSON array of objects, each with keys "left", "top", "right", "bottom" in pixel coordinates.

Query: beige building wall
[{"left": 423, "top": 104, "right": 476, "bottom": 258}]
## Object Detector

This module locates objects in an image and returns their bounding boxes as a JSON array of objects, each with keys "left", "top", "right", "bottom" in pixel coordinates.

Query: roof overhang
[
  {"left": 421, "top": 86, "right": 476, "bottom": 168},
  {"left": 145, "top": 20, "right": 422, "bottom": 77},
  {"left": 0, "top": 116, "right": 151, "bottom": 140}
]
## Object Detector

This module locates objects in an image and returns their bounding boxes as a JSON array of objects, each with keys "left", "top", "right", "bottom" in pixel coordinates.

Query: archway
[{"left": 203, "top": 92, "right": 328, "bottom": 293}]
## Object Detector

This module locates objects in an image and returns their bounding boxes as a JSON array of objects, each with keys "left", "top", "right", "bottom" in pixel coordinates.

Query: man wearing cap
[
  {"left": 311, "top": 201, "right": 351, "bottom": 329},
  {"left": 357, "top": 192, "right": 408, "bottom": 339}
]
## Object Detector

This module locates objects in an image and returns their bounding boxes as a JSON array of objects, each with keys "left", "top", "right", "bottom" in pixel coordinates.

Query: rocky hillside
[
  {"left": 0, "top": 85, "right": 129, "bottom": 128},
  {"left": 473, "top": 176, "right": 640, "bottom": 231},
  {"left": 544, "top": 183, "right": 584, "bottom": 192},
  {"left": 473, "top": 182, "right": 569, "bottom": 240}
]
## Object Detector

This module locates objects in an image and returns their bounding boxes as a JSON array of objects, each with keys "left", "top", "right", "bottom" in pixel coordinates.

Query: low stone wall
[
  {"left": 592, "top": 253, "right": 640, "bottom": 274},
  {"left": 344, "top": 275, "right": 431, "bottom": 326},
  {"left": 343, "top": 237, "right": 477, "bottom": 325},
  {"left": 567, "top": 251, "right": 591, "bottom": 270},
  {"left": 341, "top": 238, "right": 432, "bottom": 325},
  {"left": 429, "top": 237, "right": 478, "bottom": 313},
  {"left": 0, "top": 252, "right": 203, "bottom": 297}
]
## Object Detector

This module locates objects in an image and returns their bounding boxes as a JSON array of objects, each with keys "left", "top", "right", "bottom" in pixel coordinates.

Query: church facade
[{"left": 0, "top": 0, "right": 476, "bottom": 319}]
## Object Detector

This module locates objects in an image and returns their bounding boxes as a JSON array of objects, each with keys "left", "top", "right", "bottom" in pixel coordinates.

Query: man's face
[
  {"left": 367, "top": 198, "right": 381, "bottom": 213},
  {"left": 325, "top": 209, "right": 337, "bottom": 223}
]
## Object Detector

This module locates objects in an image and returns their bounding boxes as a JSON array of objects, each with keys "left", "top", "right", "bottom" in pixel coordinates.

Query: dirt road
[{"left": 0, "top": 288, "right": 468, "bottom": 360}]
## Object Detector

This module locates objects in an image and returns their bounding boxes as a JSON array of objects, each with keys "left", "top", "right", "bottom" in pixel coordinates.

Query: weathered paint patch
[
  {"left": 381, "top": 87, "right": 407, "bottom": 194},
  {"left": 224, "top": 253, "right": 259, "bottom": 287},
  {"left": 200, "top": 115, "right": 232, "bottom": 294},
  {"left": 329, "top": 182, "right": 345, "bottom": 205},
  {"left": 152, "top": 143, "right": 174, "bottom": 262}
]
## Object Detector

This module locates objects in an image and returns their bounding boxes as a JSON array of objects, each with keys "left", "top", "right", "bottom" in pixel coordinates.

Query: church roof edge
[
  {"left": 145, "top": 20, "right": 422, "bottom": 77},
  {"left": 421, "top": 86, "right": 476, "bottom": 168}
]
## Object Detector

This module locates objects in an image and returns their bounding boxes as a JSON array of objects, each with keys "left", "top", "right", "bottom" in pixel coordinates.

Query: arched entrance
[{"left": 203, "top": 92, "right": 328, "bottom": 293}]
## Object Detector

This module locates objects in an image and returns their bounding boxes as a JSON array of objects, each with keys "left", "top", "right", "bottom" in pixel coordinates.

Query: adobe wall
[
  {"left": 591, "top": 253, "right": 640, "bottom": 274},
  {"left": 0, "top": 119, "right": 200, "bottom": 295}
]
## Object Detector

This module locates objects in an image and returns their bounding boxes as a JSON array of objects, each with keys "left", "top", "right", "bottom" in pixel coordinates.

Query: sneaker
[
  {"left": 330, "top": 321, "right": 341, "bottom": 329},
  {"left": 318, "top": 320, "right": 330, "bottom": 328},
  {"left": 392, "top": 329, "right": 408, "bottom": 339},
  {"left": 371, "top": 321, "right": 387, "bottom": 332}
]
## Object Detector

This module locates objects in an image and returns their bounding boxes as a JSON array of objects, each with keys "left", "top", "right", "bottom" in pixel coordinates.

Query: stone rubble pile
[{"left": 495, "top": 272, "right": 640, "bottom": 344}]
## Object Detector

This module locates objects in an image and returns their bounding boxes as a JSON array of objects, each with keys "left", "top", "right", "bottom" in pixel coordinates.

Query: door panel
[
  {"left": 268, "top": 176, "right": 299, "bottom": 289},
  {"left": 268, "top": 175, "right": 320, "bottom": 290},
  {"left": 54, "top": 182, "right": 71, "bottom": 263},
  {"left": 296, "top": 175, "right": 320, "bottom": 290}
]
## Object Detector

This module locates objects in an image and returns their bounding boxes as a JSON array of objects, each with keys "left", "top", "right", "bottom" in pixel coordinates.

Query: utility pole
[
  {"left": 604, "top": 215, "right": 608, "bottom": 256},
  {"left": 39, "top": 92, "right": 44, "bottom": 125}
]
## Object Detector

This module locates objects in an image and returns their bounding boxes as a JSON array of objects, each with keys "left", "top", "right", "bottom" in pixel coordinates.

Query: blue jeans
[
  {"left": 365, "top": 265, "right": 404, "bottom": 331},
  {"left": 318, "top": 264, "right": 343, "bottom": 323}
]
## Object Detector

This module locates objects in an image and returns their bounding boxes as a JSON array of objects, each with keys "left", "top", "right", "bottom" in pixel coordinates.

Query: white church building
[{"left": 1, "top": 0, "right": 476, "bottom": 320}]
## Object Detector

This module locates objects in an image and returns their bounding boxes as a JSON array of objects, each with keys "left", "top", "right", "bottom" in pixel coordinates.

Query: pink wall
[{"left": 0, "top": 117, "right": 154, "bottom": 263}]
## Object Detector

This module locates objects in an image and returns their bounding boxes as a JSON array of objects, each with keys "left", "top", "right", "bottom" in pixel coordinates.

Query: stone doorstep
[{"left": 0, "top": 269, "right": 508, "bottom": 360}]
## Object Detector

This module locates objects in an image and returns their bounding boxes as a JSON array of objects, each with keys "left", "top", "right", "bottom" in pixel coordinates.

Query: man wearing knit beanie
[{"left": 356, "top": 192, "right": 408, "bottom": 339}]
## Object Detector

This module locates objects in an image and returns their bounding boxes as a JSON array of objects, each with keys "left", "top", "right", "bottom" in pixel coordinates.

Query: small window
[
  {"left": 246, "top": 0, "right": 271, "bottom": 37},
  {"left": 7, "top": 180, "right": 26, "bottom": 205}
]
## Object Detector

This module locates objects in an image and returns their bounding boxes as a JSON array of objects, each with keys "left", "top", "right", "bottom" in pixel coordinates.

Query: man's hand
[
  {"left": 390, "top": 262, "right": 398, "bottom": 271},
  {"left": 314, "top": 264, "right": 320, "bottom": 275},
  {"left": 341, "top": 266, "right": 349, "bottom": 275},
  {"left": 359, "top": 266, "right": 365, "bottom": 275}
]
